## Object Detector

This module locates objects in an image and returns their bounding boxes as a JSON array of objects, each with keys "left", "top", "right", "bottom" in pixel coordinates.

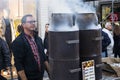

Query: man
[
  {"left": 102, "top": 22, "right": 114, "bottom": 57},
  {"left": 0, "top": 36, "right": 11, "bottom": 80},
  {"left": 11, "top": 14, "right": 49, "bottom": 80},
  {"left": 44, "top": 23, "right": 49, "bottom": 60},
  {"left": 1, "top": 9, "right": 15, "bottom": 49},
  {"left": 102, "top": 31, "right": 111, "bottom": 57}
]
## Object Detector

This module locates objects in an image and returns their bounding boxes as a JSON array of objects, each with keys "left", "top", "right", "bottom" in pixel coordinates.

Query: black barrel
[
  {"left": 79, "top": 29, "right": 102, "bottom": 80},
  {"left": 49, "top": 31, "right": 80, "bottom": 80},
  {"left": 49, "top": 13, "right": 102, "bottom": 80},
  {"left": 76, "top": 13, "right": 102, "bottom": 80}
]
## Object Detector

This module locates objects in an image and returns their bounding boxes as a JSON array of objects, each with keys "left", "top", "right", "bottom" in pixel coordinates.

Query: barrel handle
[
  {"left": 69, "top": 68, "right": 81, "bottom": 73},
  {"left": 93, "top": 36, "right": 103, "bottom": 41},
  {"left": 96, "top": 63, "right": 103, "bottom": 68},
  {"left": 66, "top": 40, "right": 79, "bottom": 44},
  {"left": 69, "top": 63, "right": 103, "bottom": 73}
]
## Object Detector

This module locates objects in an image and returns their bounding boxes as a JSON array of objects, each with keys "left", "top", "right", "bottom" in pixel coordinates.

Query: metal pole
[
  {"left": 36, "top": 0, "right": 39, "bottom": 30},
  {"left": 112, "top": 0, "right": 114, "bottom": 30},
  {"left": 93, "top": 1, "right": 95, "bottom": 8}
]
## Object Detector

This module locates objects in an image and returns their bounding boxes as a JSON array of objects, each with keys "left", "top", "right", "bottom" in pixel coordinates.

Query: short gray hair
[
  {"left": 105, "top": 22, "right": 112, "bottom": 28},
  {"left": 21, "top": 14, "right": 33, "bottom": 24}
]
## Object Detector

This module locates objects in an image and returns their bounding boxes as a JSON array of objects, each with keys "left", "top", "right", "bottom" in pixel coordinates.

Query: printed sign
[
  {"left": 109, "top": 13, "right": 118, "bottom": 21},
  {"left": 82, "top": 60, "right": 95, "bottom": 80}
]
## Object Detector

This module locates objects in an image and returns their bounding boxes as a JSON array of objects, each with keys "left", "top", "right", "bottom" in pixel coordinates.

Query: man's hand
[
  {"left": 18, "top": 70, "right": 28, "bottom": 80},
  {"left": 44, "top": 61, "right": 50, "bottom": 78},
  {"left": 6, "top": 67, "right": 11, "bottom": 75}
]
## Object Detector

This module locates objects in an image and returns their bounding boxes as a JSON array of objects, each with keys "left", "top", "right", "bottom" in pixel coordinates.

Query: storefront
[
  {"left": 0, "top": 0, "right": 49, "bottom": 79},
  {"left": 99, "top": 1, "right": 120, "bottom": 26}
]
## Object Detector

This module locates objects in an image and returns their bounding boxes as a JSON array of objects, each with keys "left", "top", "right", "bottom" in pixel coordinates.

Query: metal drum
[
  {"left": 49, "top": 13, "right": 80, "bottom": 80},
  {"left": 79, "top": 30, "right": 102, "bottom": 80},
  {"left": 49, "top": 31, "right": 79, "bottom": 80},
  {"left": 76, "top": 13, "right": 102, "bottom": 80},
  {"left": 49, "top": 13, "right": 102, "bottom": 80}
]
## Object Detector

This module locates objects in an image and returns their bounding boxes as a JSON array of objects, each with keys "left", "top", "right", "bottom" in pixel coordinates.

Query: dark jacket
[
  {"left": 44, "top": 32, "right": 48, "bottom": 50},
  {"left": 113, "top": 34, "right": 120, "bottom": 57},
  {"left": 11, "top": 33, "right": 47, "bottom": 80},
  {"left": 44, "top": 32, "right": 49, "bottom": 55},
  {"left": 4, "top": 18, "right": 12, "bottom": 49},
  {"left": 102, "top": 31, "right": 111, "bottom": 52},
  {"left": 0, "top": 38, "right": 11, "bottom": 70}
]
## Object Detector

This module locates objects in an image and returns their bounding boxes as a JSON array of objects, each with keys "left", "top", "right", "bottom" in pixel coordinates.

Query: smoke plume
[
  {"left": 49, "top": 0, "right": 99, "bottom": 31},
  {"left": 49, "top": 0, "right": 96, "bottom": 13}
]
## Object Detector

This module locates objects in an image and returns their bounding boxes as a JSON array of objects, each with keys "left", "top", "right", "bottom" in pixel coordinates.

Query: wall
[
  {"left": 0, "top": 0, "right": 8, "bottom": 18},
  {"left": 9, "top": 0, "right": 23, "bottom": 19},
  {"left": 38, "top": 0, "right": 49, "bottom": 39}
]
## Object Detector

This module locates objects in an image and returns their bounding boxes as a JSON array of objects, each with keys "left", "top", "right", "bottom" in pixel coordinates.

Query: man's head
[
  {"left": 105, "top": 22, "right": 112, "bottom": 31},
  {"left": 21, "top": 14, "right": 36, "bottom": 32},
  {"left": 45, "top": 23, "right": 49, "bottom": 32}
]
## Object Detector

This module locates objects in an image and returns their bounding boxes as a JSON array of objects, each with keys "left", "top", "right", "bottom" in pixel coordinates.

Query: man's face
[
  {"left": 23, "top": 16, "right": 36, "bottom": 31},
  {"left": 45, "top": 24, "right": 49, "bottom": 32},
  {"left": 108, "top": 25, "right": 112, "bottom": 31}
]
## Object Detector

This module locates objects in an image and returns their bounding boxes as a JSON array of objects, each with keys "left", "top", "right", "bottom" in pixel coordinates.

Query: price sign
[{"left": 82, "top": 60, "right": 95, "bottom": 80}]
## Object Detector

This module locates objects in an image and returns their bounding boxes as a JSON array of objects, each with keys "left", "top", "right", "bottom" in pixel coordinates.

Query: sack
[
  {"left": 102, "top": 57, "right": 120, "bottom": 77},
  {"left": 0, "top": 75, "right": 7, "bottom": 80}
]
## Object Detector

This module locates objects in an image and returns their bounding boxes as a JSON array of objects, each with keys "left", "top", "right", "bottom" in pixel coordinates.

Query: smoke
[
  {"left": 49, "top": 0, "right": 98, "bottom": 31},
  {"left": 49, "top": 0, "right": 96, "bottom": 13},
  {"left": 49, "top": 0, "right": 72, "bottom": 13},
  {"left": 67, "top": 0, "right": 96, "bottom": 13},
  {"left": 49, "top": 25, "right": 79, "bottom": 31}
]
